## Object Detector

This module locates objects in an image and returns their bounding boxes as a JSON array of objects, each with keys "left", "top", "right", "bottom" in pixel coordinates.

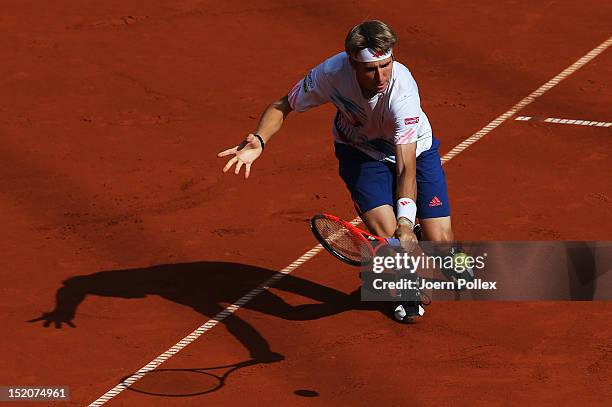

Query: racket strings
[{"left": 314, "top": 217, "right": 372, "bottom": 263}]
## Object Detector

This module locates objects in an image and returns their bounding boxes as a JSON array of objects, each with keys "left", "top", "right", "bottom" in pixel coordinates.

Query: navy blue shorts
[{"left": 335, "top": 136, "right": 451, "bottom": 219}]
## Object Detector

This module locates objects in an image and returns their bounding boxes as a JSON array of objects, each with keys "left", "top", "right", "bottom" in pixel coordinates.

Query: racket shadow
[{"left": 120, "top": 359, "right": 259, "bottom": 397}]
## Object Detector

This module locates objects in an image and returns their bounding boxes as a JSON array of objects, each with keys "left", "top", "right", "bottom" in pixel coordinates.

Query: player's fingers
[
  {"left": 234, "top": 160, "right": 244, "bottom": 175},
  {"left": 217, "top": 146, "right": 238, "bottom": 157},
  {"left": 223, "top": 156, "right": 238, "bottom": 173},
  {"left": 244, "top": 163, "right": 251, "bottom": 179}
]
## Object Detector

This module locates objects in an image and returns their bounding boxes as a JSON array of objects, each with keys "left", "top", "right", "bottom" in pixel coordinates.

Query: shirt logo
[
  {"left": 302, "top": 71, "right": 315, "bottom": 93},
  {"left": 404, "top": 117, "right": 419, "bottom": 125}
]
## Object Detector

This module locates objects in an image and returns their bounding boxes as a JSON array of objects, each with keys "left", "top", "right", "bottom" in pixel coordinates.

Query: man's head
[{"left": 345, "top": 20, "right": 397, "bottom": 95}]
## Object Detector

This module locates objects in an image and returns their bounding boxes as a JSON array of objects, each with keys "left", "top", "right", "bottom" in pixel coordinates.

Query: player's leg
[
  {"left": 416, "top": 136, "right": 473, "bottom": 281},
  {"left": 359, "top": 205, "right": 423, "bottom": 245},
  {"left": 415, "top": 135, "right": 453, "bottom": 242},
  {"left": 334, "top": 143, "right": 422, "bottom": 321},
  {"left": 420, "top": 216, "right": 456, "bottom": 271},
  {"left": 360, "top": 204, "right": 424, "bottom": 321},
  {"left": 334, "top": 143, "right": 397, "bottom": 235},
  {"left": 420, "top": 216, "right": 453, "bottom": 242},
  {"left": 360, "top": 204, "right": 396, "bottom": 237}
]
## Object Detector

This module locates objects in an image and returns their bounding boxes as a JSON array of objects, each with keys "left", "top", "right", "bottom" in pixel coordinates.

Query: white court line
[
  {"left": 88, "top": 35, "right": 612, "bottom": 406},
  {"left": 441, "top": 36, "right": 612, "bottom": 163},
  {"left": 515, "top": 116, "right": 612, "bottom": 127}
]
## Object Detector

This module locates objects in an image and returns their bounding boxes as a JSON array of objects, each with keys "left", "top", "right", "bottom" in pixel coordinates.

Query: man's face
[{"left": 352, "top": 56, "right": 393, "bottom": 95}]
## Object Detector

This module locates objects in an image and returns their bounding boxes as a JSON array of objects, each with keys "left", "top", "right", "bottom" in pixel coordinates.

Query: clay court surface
[{"left": 2, "top": 1, "right": 612, "bottom": 405}]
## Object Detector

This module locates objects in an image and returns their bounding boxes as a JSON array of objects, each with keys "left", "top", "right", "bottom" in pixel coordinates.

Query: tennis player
[{"left": 219, "top": 20, "right": 456, "bottom": 322}]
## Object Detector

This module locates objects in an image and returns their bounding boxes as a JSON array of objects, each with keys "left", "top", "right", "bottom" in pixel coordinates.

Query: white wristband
[{"left": 397, "top": 198, "right": 417, "bottom": 224}]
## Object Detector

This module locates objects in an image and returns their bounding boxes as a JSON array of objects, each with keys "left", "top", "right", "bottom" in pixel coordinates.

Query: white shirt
[{"left": 288, "top": 52, "right": 433, "bottom": 162}]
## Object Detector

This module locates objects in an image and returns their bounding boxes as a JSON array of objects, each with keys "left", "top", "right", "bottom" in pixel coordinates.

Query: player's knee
[
  {"left": 366, "top": 224, "right": 395, "bottom": 238},
  {"left": 425, "top": 226, "right": 454, "bottom": 242},
  {"left": 362, "top": 207, "right": 397, "bottom": 238},
  {"left": 368, "top": 217, "right": 397, "bottom": 238},
  {"left": 377, "top": 223, "right": 397, "bottom": 238}
]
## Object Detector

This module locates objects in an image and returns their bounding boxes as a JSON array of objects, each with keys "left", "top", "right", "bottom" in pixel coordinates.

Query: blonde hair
[{"left": 345, "top": 20, "right": 397, "bottom": 59}]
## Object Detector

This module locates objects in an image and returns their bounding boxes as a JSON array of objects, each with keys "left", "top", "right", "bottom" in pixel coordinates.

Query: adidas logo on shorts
[{"left": 429, "top": 196, "right": 443, "bottom": 207}]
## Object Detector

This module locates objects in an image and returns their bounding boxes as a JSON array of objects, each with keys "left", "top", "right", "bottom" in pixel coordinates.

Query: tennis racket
[{"left": 310, "top": 214, "right": 402, "bottom": 266}]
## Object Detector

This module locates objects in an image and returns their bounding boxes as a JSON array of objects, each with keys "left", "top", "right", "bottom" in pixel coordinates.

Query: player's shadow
[{"left": 28, "top": 261, "right": 375, "bottom": 363}]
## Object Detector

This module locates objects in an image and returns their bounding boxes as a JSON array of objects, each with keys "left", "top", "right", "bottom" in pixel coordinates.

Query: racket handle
[{"left": 385, "top": 238, "right": 401, "bottom": 247}]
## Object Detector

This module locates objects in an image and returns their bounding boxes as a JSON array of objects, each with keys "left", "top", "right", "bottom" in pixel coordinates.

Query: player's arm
[
  {"left": 218, "top": 60, "right": 329, "bottom": 179},
  {"left": 255, "top": 95, "right": 293, "bottom": 143},
  {"left": 217, "top": 95, "right": 293, "bottom": 179},
  {"left": 394, "top": 141, "right": 419, "bottom": 246},
  {"left": 390, "top": 78, "right": 423, "bottom": 246}
]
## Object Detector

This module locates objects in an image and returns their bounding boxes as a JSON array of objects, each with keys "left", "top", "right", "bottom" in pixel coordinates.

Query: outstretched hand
[
  {"left": 28, "top": 311, "right": 76, "bottom": 329},
  {"left": 217, "top": 134, "right": 263, "bottom": 179}
]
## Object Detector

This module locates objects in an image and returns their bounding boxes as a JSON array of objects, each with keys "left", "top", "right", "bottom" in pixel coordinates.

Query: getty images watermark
[
  {"left": 361, "top": 250, "right": 495, "bottom": 301},
  {"left": 362, "top": 241, "right": 612, "bottom": 301}
]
